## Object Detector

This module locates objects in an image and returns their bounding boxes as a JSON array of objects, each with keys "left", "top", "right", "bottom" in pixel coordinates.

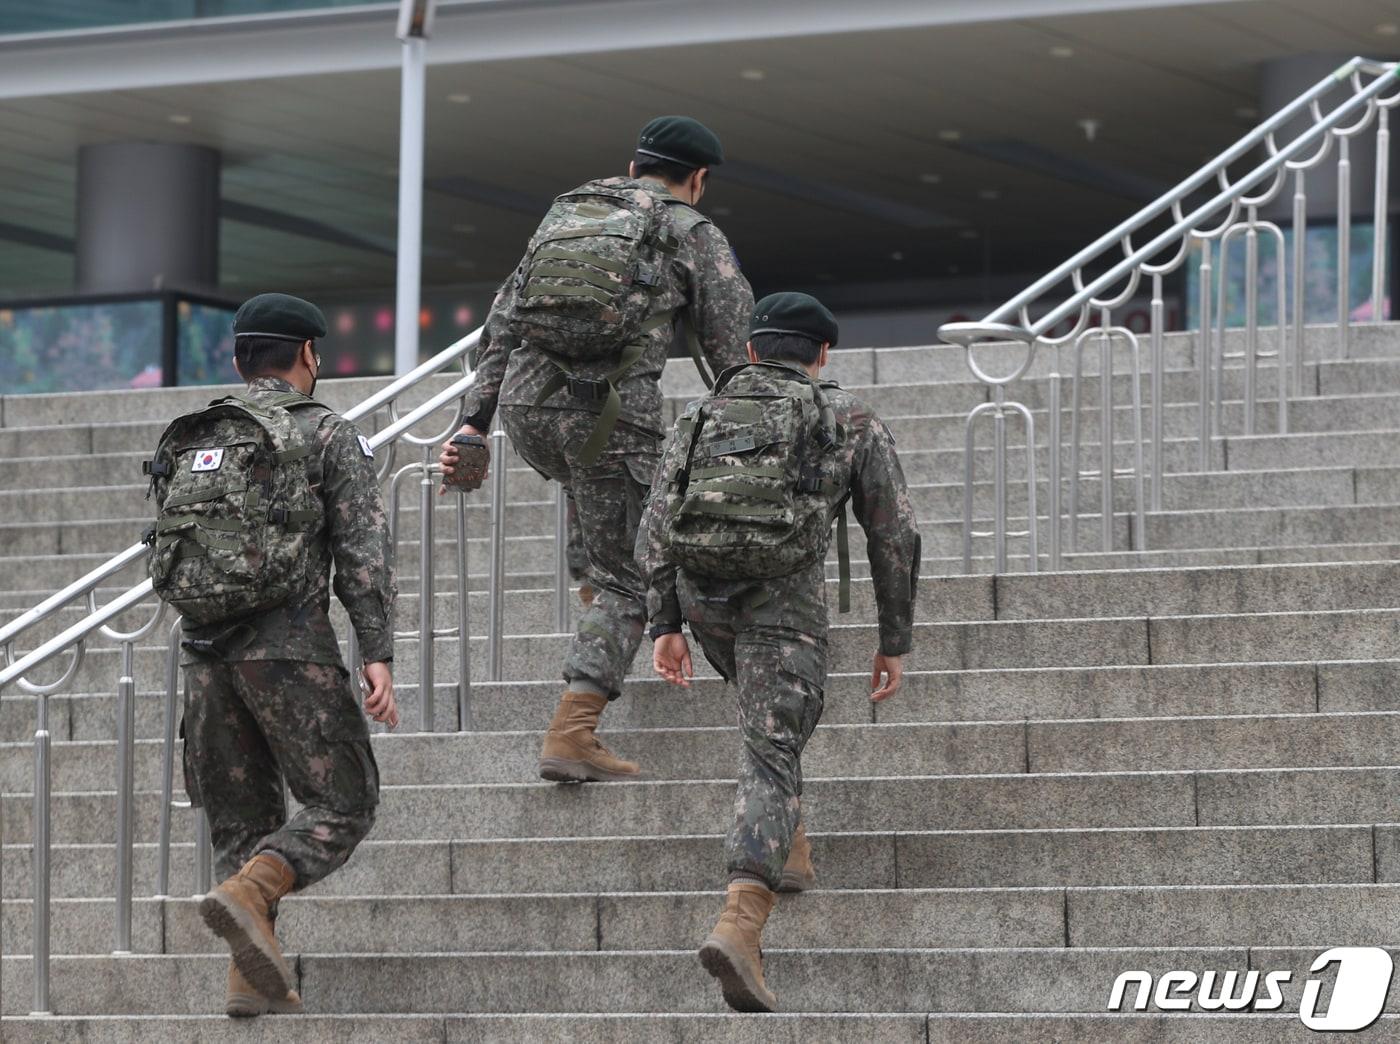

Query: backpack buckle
[
  {"left": 798, "top": 472, "right": 823, "bottom": 495},
  {"left": 565, "top": 376, "right": 610, "bottom": 403},
  {"left": 632, "top": 261, "right": 660, "bottom": 287},
  {"left": 269, "top": 507, "right": 289, "bottom": 524}
]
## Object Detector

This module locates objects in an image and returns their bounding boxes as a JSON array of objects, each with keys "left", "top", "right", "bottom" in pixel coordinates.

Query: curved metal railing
[
  {"left": 0, "top": 324, "right": 570, "bottom": 1014},
  {"left": 942, "top": 57, "right": 1400, "bottom": 573}
]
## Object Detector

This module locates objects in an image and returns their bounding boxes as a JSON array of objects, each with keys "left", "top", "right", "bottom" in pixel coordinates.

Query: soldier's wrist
[{"left": 649, "top": 622, "right": 683, "bottom": 640}]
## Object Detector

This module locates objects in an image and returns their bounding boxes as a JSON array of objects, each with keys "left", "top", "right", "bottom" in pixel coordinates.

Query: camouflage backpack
[
  {"left": 142, "top": 392, "right": 325, "bottom": 627},
  {"left": 509, "top": 180, "right": 711, "bottom": 464},
  {"left": 659, "top": 361, "right": 851, "bottom": 605}
]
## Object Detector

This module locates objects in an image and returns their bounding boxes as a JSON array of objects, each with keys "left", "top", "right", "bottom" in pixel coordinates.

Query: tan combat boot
[
  {"left": 699, "top": 880, "right": 779, "bottom": 1012},
  {"left": 538, "top": 690, "right": 640, "bottom": 782},
  {"left": 778, "top": 821, "right": 817, "bottom": 893},
  {"left": 226, "top": 960, "right": 304, "bottom": 1017},
  {"left": 200, "top": 852, "right": 297, "bottom": 1000}
]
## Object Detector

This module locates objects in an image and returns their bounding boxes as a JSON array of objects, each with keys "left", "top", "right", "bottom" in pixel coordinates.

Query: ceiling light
[
  {"left": 711, "top": 206, "right": 733, "bottom": 217},
  {"left": 919, "top": 173, "right": 942, "bottom": 185},
  {"left": 1377, "top": 22, "right": 1399, "bottom": 35},
  {"left": 446, "top": 93, "right": 471, "bottom": 104},
  {"left": 740, "top": 69, "right": 766, "bottom": 81},
  {"left": 817, "top": 272, "right": 835, "bottom": 280},
  {"left": 890, "top": 251, "right": 905, "bottom": 261},
  {"left": 168, "top": 114, "right": 192, "bottom": 125},
  {"left": 978, "top": 189, "right": 1001, "bottom": 200},
  {"left": 959, "top": 229, "right": 979, "bottom": 239},
  {"left": 452, "top": 223, "right": 476, "bottom": 233},
  {"left": 948, "top": 265, "right": 961, "bottom": 274},
  {"left": 1234, "top": 106, "right": 1258, "bottom": 120},
  {"left": 938, "top": 129, "right": 963, "bottom": 142},
  {"left": 1049, "top": 45, "right": 1075, "bottom": 58}
]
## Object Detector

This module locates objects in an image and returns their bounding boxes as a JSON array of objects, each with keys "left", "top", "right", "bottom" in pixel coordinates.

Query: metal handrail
[
  {"left": 0, "top": 323, "right": 592, "bottom": 1015},
  {"left": 942, "top": 57, "right": 1400, "bottom": 574}
]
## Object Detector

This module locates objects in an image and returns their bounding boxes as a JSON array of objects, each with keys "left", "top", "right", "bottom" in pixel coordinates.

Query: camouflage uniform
[
  {"left": 461, "top": 176, "right": 752, "bottom": 697},
  {"left": 639, "top": 364, "right": 920, "bottom": 888},
  {"left": 181, "top": 376, "right": 396, "bottom": 886}
]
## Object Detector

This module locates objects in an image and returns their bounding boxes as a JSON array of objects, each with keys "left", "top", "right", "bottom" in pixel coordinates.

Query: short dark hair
[
  {"left": 234, "top": 335, "right": 305, "bottom": 376},
  {"left": 751, "top": 332, "right": 823, "bottom": 366},
  {"left": 633, "top": 152, "right": 700, "bottom": 185}
]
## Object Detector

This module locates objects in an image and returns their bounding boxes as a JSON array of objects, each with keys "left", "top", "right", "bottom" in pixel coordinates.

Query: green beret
[
  {"left": 233, "top": 293, "right": 327, "bottom": 342},
  {"left": 750, "top": 292, "right": 839, "bottom": 347},
  {"left": 636, "top": 115, "right": 724, "bottom": 169}
]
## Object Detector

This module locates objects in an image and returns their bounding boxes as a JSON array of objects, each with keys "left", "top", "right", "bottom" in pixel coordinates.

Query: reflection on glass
[
  {"left": 177, "top": 300, "right": 237, "bottom": 386},
  {"left": 0, "top": 301, "right": 163, "bottom": 394},
  {"left": 1, "top": 1, "right": 369, "bottom": 35}
]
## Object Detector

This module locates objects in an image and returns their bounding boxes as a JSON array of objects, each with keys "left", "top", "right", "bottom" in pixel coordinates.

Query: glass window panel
[{"left": 0, "top": 300, "right": 163, "bottom": 394}]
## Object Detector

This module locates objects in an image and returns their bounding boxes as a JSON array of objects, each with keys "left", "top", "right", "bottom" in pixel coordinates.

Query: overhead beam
[{"left": 0, "top": 0, "right": 1257, "bottom": 100}]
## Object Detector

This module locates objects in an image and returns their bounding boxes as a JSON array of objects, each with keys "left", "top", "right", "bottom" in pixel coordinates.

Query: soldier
[
  {"left": 638, "top": 292, "right": 920, "bottom": 1012},
  {"left": 162, "top": 293, "right": 398, "bottom": 1017},
  {"left": 440, "top": 115, "right": 752, "bottom": 782}
]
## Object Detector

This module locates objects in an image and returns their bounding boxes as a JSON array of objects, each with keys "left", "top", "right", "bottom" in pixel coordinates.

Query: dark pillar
[{"left": 75, "top": 142, "right": 221, "bottom": 294}]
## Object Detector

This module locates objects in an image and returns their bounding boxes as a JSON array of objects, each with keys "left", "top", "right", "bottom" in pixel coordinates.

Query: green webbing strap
[
  {"left": 690, "top": 464, "right": 784, "bottom": 481},
  {"left": 187, "top": 528, "right": 243, "bottom": 552},
  {"left": 528, "top": 264, "right": 619, "bottom": 290},
  {"left": 281, "top": 509, "right": 319, "bottom": 523},
  {"left": 542, "top": 226, "right": 621, "bottom": 242},
  {"left": 640, "top": 310, "right": 676, "bottom": 334},
  {"left": 688, "top": 478, "right": 788, "bottom": 503},
  {"left": 532, "top": 340, "right": 649, "bottom": 467},
  {"left": 681, "top": 500, "right": 785, "bottom": 517},
  {"left": 836, "top": 505, "right": 851, "bottom": 614},
  {"left": 682, "top": 313, "right": 714, "bottom": 389},
  {"left": 156, "top": 514, "right": 245, "bottom": 535},
  {"left": 162, "top": 484, "right": 245, "bottom": 510},
  {"left": 274, "top": 445, "right": 312, "bottom": 463},
  {"left": 523, "top": 283, "right": 613, "bottom": 305},
  {"left": 533, "top": 247, "right": 628, "bottom": 274}
]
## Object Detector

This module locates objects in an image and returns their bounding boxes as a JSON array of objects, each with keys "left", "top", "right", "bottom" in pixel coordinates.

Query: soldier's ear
[
  {"left": 628, "top": 160, "right": 638, "bottom": 179},
  {"left": 745, "top": 340, "right": 759, "bottom": 364},
  {"left": 819, "top": 343, "right": 831, "bottom": 370}
]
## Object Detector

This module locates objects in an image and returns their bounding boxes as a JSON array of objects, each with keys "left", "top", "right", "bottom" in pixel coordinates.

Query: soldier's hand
[
  {"left": 870, "top": 653, "right": 903, "bottom": 702},
  {"left": 362, "top": 661, "right": 399, "bottom": 729},
  {"left": 438, "top": 424, "right": 487, "bottom": 497},
  {"left": 653, "top": 632, "right": 693, "bottom": 688}
]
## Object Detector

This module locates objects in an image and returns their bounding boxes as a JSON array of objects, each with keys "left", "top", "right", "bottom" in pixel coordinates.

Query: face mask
[{"left": 306, "top": 344, "right": 320, "bottom": 397}]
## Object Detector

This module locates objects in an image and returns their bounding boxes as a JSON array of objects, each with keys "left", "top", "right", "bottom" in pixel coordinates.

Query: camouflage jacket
[
  {"left": 181, "top": 377, "right": 397, "bottom": 667},
  {"left": 638, "top": 362, "right": 921, "bottom": 656},
  {"left": 458, "top": 176, "right": 753, "bottom": 437}
]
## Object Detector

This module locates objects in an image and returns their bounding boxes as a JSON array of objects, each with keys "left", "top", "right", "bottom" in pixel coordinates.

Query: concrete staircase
[{"left": 5, "top": 323, "right": 1400, "bottom": 1040}]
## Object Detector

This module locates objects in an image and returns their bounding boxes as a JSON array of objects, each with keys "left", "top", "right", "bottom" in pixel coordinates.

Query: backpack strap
[
  {"left": 834, "top": 499, "right": 851, "bottom": 614},
  {"left": 532, "top": 318, "right": 664, "bottom": 465}
]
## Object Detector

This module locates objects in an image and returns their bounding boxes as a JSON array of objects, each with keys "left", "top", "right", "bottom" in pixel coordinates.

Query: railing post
[
  {"left": 1339, "top": 134, "right": 1353, "bottom": 358},
  {"left": 1292, "top": 170, "right": 1309, "bottom": 396},
  {"left": 487, "top": 427, "right": 508, "bottom": 681},
  {"left": 193, "top": 810, "right": 212, "bottom": 895},
  {"left": 1244, "top": 220, "right": 1260, "bottom": 434},
  {"left": 1149, "top": 275, "right": 1165, "bottom": 511},
  {"left": 1048, "top": 366, "right": 1063, "bottom": 570},
  {"left": 455, "top": 494, "right": 472, "bottom": 730},
  {"left": 31, "top": 695, "right": 51, "bottom": 1014},
  {"left": 1375, "top": 106, "right": 1391, "bottom": 322},
  {"left": 554, "top": 484, "right": 571, "bottom": 633},
  {"left": 1098, "top": 318, "right": 1114, "bottom": 552},
  {"left": 418, "top": 446, "right": 436, "bottom": 732},
  {"left": 1198, "top": 238, "right": 1214, "bottom": 470},
  {"left": 113, "top": 639, "right": 136, "bottom": 954},
  {"left": 156, "top": 619, "right": 182, "bottom": 898}
]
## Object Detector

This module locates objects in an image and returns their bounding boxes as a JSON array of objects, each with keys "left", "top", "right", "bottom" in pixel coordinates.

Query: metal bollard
[
  {"left": 418, "top": 447, "right": 436, "bottom": 732},
  {"left": 113, "top": 640, "right": 137, "bottom": 954},
  {"left": 487, "top": 428, "right": 508, "bottom": 681},
  {"left": 554, "top": 484, "right": 570, "bottom": 633}
]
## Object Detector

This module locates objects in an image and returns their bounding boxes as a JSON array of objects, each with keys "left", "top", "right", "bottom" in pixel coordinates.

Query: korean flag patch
[
  {"left": 191, "top": 448, "right": 224, "bottom": 473},
  {"left": 357, "top": 435, "right": 375, "bottom": 459}
]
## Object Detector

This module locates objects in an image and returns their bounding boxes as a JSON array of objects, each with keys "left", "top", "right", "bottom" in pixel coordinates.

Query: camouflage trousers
[
  {"left": 501, "top": 405, "right": 660, "bottom": 698},
  {"left": 182, "top": 658, "right": 379, "bottom": 887},
  {"left": 681, "top": 568, "right": 829, "bottom": 890}
]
